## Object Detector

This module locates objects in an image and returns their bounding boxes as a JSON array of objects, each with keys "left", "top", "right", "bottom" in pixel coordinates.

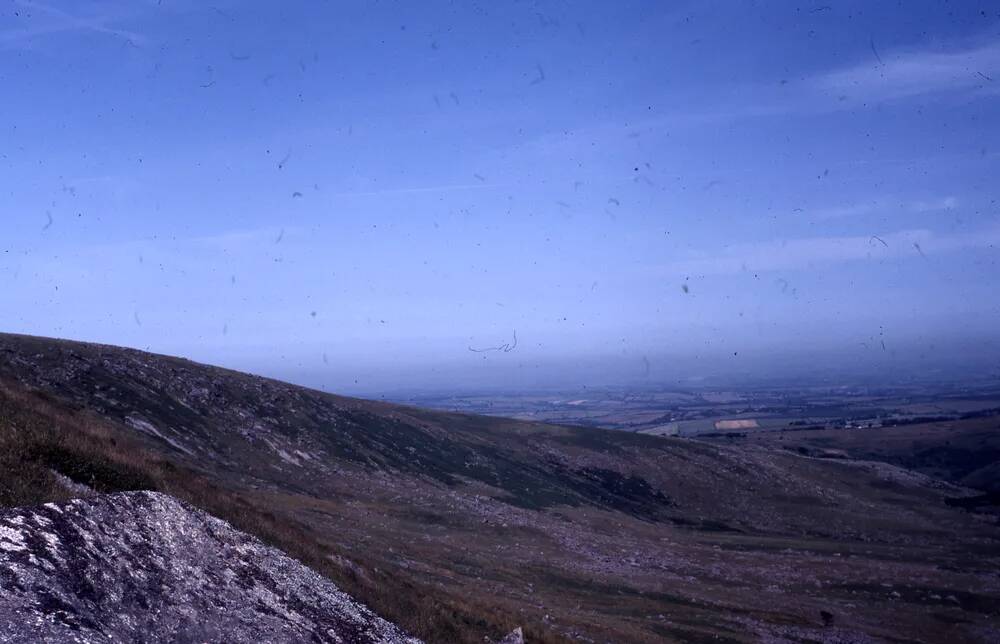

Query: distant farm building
[{"left": 714, "top": 419, "right": 759, "bottom": 430}]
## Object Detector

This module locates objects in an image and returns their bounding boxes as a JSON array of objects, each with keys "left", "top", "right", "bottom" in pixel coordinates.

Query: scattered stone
[{"left": 498, "top": 626, "right": 524, "bottom": 644}]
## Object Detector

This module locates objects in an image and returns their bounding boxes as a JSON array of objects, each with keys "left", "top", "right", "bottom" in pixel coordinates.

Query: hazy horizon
[{"left": 3, "top": 1, "right": 999, "bottom": 395}]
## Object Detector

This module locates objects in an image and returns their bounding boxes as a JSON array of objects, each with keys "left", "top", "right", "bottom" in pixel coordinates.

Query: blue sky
[{"left": 2, "top": 0, "right": 999, "bottom": 393}]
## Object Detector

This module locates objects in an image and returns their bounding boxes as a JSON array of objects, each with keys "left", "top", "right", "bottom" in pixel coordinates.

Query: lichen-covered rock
[{"left": 0, "top": 491, "right": 419, "bottom": 643}]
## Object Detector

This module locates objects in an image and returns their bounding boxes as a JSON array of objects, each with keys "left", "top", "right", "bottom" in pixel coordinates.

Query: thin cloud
[
  {"left": 650, "top": 37, "right": 1000, "bottom": 128},
  {"left": 189, "top": 226, "right": 296, "bottom": 251},
  {"left": 908, "top": 196, "right": 958, "bottom": 213},
  {"left": 807, "top": 202, "right": 880, "bottom": 221},
  {"left": 812, "top": 40, "right": 1000, "bottom": 103},
  {"left": 804, "top": 196, "right": 958, "bottom": 221},
  {"left": 2, "top": 0, "right": 147, "bottom": 49},
  {"left": 667, "top": 225, "right": 999, "bottom": 276},
  {"left": 330, "top": 183, "right": 503, "bottom": 198}
]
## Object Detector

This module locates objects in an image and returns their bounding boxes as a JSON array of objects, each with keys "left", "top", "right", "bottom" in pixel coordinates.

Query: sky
[{"left": 2, "top": 0, "right": 999, "bottom": 394}]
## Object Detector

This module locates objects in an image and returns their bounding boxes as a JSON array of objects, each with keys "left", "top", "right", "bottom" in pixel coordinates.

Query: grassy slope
[
  {"left": 1, "top": 332, "right": 999, "bottom": 643},
  {"left": 698, "top": 416, "right": 1000, "bottom": 493}
]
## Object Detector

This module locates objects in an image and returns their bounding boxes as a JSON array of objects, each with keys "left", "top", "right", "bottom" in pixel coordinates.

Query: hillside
[
  {"left": 1, "top": 332, "right": 999, "bottom": 643},
  {"left": 0, "top": 491, "right": 417, "bottom": 643},
  {"left": 697, "top": 415, "right": 1000, "bottom": 494}
]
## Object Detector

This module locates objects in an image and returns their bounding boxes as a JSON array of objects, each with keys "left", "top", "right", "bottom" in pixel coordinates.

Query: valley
[
  {"left": 391, "top": 381, "right": 1000, "bottom": 438},
  {"left": 1, "top": 333, "right": 998, "bottom": 642}
]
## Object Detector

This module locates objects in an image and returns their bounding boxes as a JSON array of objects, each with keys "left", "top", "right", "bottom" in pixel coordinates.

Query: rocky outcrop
[{"left": 0, "top": 491, "right": 418, "bottom": 643}]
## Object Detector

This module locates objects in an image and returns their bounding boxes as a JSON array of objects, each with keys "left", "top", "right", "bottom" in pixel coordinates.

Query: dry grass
[{"left": 0, "top": 380, "right": 562, "bottom": 644}]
